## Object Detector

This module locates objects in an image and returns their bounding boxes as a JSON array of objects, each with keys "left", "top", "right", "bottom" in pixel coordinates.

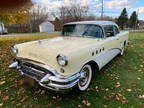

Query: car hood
[{"left": 16, "top": 36, "right": 100, "bottom": 75}]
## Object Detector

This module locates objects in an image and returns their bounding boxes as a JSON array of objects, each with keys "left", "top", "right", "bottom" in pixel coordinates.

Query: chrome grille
[{"left": 18, "top": 60, "right": 53, "bottom": 81}]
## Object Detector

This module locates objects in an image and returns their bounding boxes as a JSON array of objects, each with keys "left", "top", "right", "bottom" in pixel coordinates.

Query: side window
[
  {"left": 84, "top": 25, "right": 103, "bottom": 38},
  {"left": 104, "top": 26, "right": 114, "bottom": 38},
  {"left": 113, "top": 26, "right": 120, "bottom": 36}
]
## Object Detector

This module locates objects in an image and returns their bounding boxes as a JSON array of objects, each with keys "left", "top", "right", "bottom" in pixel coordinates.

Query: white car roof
[{"left": 64, "top": 20, "right": 118, "bottom": 27}]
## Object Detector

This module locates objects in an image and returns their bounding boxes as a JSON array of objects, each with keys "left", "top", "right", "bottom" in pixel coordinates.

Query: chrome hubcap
[{"left": 79, "top": 68, "right": 89, "bottom": 87}]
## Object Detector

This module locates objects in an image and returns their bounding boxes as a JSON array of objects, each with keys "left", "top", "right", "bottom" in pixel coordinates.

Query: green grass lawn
[{"left": 0, "top": 32, "right": 144, "bottom": 108}]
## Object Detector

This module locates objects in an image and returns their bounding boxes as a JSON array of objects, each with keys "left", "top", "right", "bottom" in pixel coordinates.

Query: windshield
[{"left": 62, "top": 24, "right": 104, "bottom": 38}]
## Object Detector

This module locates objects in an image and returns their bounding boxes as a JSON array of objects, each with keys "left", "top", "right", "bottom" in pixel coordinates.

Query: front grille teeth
[{"left": 18, "top": 60, "right": 54, "bottom": 81}]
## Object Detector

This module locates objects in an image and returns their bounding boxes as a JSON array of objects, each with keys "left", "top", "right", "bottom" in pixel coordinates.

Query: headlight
[
  {"left": 56, "top": 54, "right": 68, "bottom": 67},
  {"left": 12, "top": 46, "right": 18, "bottom": 54}
]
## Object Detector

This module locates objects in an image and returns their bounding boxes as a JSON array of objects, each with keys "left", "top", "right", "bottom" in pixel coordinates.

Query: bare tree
[
  {"left": 58, "top": 2, "right": 89, "bottom": 24},
  {"left": 28, "top": 5, "right": 50, "bottom": 32}
]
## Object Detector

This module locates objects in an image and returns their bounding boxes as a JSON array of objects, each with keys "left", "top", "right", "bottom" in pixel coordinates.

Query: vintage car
[{"left": 9, "top": 21, "right": 129, "bottom": 91}]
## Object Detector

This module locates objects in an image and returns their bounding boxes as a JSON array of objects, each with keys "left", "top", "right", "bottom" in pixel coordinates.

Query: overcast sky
[{"left": 32, "top": 0, "right": 144, "bottom": 20}]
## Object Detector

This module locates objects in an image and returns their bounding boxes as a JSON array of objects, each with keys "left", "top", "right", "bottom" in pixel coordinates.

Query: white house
[{"left": 39, "top": 21, "right": 55, "bottom": 33}]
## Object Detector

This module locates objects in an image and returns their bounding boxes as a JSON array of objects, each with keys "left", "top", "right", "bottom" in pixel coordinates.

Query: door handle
[{"left": 116, "top": 38, "right": 119, "bottom": 40}]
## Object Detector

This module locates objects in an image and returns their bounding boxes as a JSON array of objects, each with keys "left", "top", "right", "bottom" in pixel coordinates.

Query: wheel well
[{"left": 87, "top": 61, "right": 99, "bottom": 72}]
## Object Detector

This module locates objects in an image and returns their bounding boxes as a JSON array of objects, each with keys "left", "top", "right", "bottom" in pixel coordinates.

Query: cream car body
[{"left": 9, "top": 21, "right": 129, "bottom": 91}]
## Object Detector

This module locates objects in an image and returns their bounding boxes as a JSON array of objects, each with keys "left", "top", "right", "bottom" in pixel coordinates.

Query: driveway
[{"left": 0, "top": 32, "right": 60, "bottom": 37}]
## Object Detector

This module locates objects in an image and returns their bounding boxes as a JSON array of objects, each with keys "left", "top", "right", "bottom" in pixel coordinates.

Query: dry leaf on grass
[
  {"left": 104, "top": 105, "right": 107, "bottom": 107},
  {"left": 53, "top": 96, "right": 56, "bottom": 99},
  {"left": 139, "top": 95, "right": 144, "bottom": 99},
  {"left": 116, "top": 82, "right": 120, "bottom": 88},
  {"left": 21, "top": 96, "right": 28, "bottom": 102},
  {"left": 0, "top": 81, "right": 5, "bottom": 85},
  {"left": 116, "top": 95, "right": 120, "bottom": 101},
  {"left": 122, "top": 100, "right": 128, "bottom": 104},
  {"left": 3, "top": 96, "right": 9, "bottom": 101},
  {"left": 117, "top": 93, "right": 123, "bottom": 97},
  {"left": 105, "top": 88, "right": 109, "bottom": 91},
  {"left": 138, "top": 102, "right": 143, "bottom": 106},
  {"left": 41, "top": 90, "right": 45, "bottom": 95},
  {"left": 78, "top": 104, "right": 82, "bottom": 108},
  {"left": 0, "top": 103, "right": 3, "bottom": 107},
  {"left": 34, "top": 89, "right": 41, "bottom": 94},
  {"left": 137, "top": 77, "right": 141, "bottom": 80},
  {"left": 126, "top": 89, "right": 132, "bottom": 92},
  {"left": 82, "top": 100, "right": 91, "bottom": 107},
  {"left": 132, "top": 83, "right": 137, "bottom": 87}
]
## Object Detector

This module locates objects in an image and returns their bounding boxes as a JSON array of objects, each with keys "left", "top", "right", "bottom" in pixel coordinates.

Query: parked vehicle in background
[
  {"left": 0, "top": 22, "right": 8, "bottom": 35},
  {"left": 9, "top": 21, "right": 129, "bottom": 92}
]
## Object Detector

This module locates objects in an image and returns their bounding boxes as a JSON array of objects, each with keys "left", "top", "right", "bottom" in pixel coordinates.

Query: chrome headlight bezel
[
  {"left": 56, "top": 54, "right": 68, "bottom": 67},
  {"left": 12, "top": 46, "right": 18, "bottom": 54}
]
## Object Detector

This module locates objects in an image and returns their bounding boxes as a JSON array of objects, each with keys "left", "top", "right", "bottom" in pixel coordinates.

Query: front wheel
[{"left": 78, "top": 64, "right": 92, "bottom": 91}]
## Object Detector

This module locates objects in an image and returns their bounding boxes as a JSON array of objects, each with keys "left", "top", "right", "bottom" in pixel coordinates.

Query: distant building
[
  {"left": 39, "top": 21, "right": 55, "bottom": 33},
  {"left": 138, "top": 20, "right": 144, "bottom": 29},
  {"left": 0, "top": 22, "right": 8, "bottom": 34}
]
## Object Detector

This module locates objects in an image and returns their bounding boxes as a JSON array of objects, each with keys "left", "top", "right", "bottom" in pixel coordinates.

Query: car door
[{"left": 98, "top": 25, "right": 121, "bottom": 69}]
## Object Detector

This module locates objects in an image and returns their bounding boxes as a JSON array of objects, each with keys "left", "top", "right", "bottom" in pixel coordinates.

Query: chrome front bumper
[{"left": 9, "top": 60, "right": 80, "bottom": 91}]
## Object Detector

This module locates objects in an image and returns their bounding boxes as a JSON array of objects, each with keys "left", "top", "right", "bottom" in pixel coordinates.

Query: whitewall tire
[
  {"left": 78, "top": 64, "right": 92, "bottom": 91},
  {"left": 120, "top": 46, "right": 125, "bottom": 56}
]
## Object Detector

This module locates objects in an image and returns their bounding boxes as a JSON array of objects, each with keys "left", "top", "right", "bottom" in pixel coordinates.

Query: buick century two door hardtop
[{"left": 9, "top": 21, "right": 129, "bottom": 91}]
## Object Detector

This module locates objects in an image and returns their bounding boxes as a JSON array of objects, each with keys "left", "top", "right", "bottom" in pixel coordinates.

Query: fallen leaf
[
  {"left": 53, "top": 96, "right": 56, "bottom": 99},
  {"left": 105, "top": 88, "right": 109, "bottom": 91},
  {"left": 41, "top": 90, "right": 45, "bottom": 95},
  {"left": 126, "top": 89, "right": 132, "bottom": 92},
  {"left": 104, "top": 105, "right": 107, "bottom": 107},
  {"left": 122, "top": 96, "right": 126, "bottom": 100},
  {"left": 0, "top": 103, "right": 3, "bottom": 107},
  {"left": 35, "top": 89, "right": 41, "bottom": 94},
  {"left": 117, "top": 93, "right": 123, "bottom": 97},
  {"left": 111, "top": 92, "right": 116, "bottom": 96},
  {"left": 16, "top": 103, "right": 21, "bottom": 106},
  {"left": 137, "top": 77, "right": 141, "bottom": 80},
  {"left": 116, "top": 82, "right": 120, "bottom": 88},
  {"left": 21, "top": 96, "right": 27, "bottom": 102},
  {"left": 19, "top": 80, "right": 25, "bottom": 86},
  {"left": 138, "top": 102, "right": 143, "bottom": 106},
  {"left": 82, "top": 100, "right": 91, "bottom": 107},
  {"left": 3, "top": 96, "right": 9, "bottom": 101},
  {"left": 139, "top": 95, "right": 144, "bottom": 99},
  {"left": 138, "top": 69, "right": 142, "bottom": 72},
  {"left": 132, "top": 83, "right": 137, "bottom": 87},
  {"left": 116, "top": 95, "right": 120, "bottom": 101},
  {"left": 122, "top": 100, "right": 128, "bottom": 104},
  {"left": 95, "top": 86, "right": 98, "bottom": 89},
  {"left": 78, "top": 104, "right": 82, "bottom": 108},
  {"left": 87, "top": 88, "right": 91, "bottom": 91},
  {"left": 0, "top": 81, "right": 5, "bottom": 85},
  {"left": 86, "top": 102, "right": 91, "bottom": 107},
  {"left": 82, "top": 100, "right": 87, "bottom": 105}
]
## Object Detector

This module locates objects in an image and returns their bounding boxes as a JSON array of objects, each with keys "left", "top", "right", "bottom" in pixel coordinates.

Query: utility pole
[{"left": 101, "top": 0, "right": 104, "bottom": 20}]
